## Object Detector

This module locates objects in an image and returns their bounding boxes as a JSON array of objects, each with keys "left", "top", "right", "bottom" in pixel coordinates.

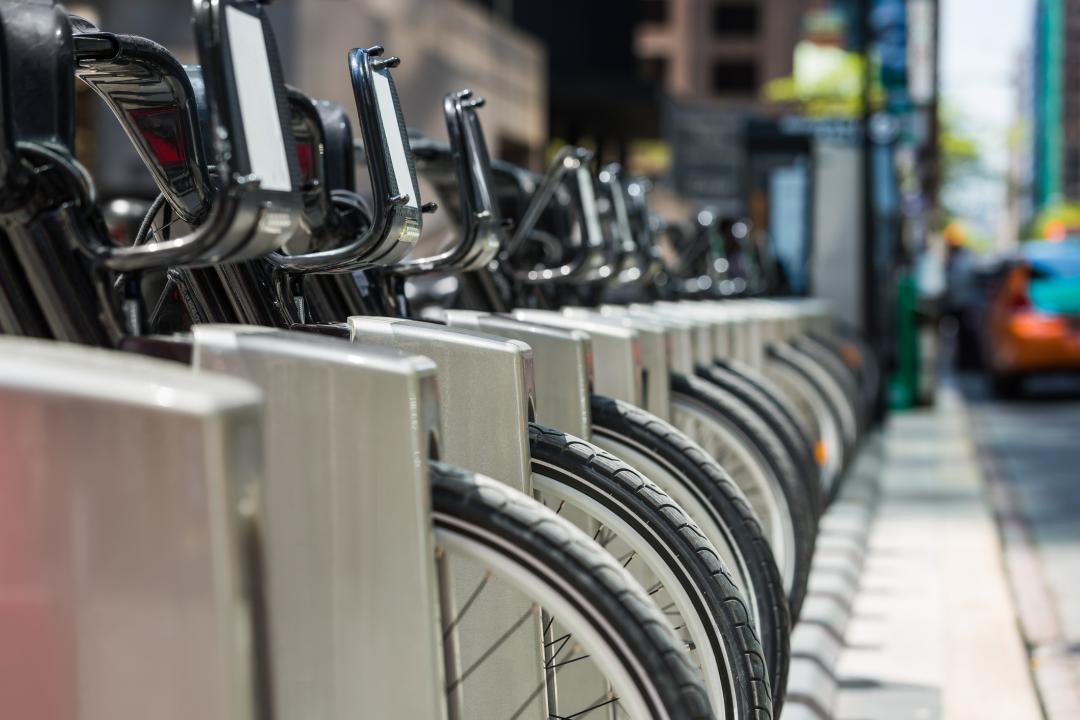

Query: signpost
[{"left": 665, "top": 102, "right": 747, "bottom": 214}]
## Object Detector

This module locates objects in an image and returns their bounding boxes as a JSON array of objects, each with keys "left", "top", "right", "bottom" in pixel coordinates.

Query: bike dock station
[{"left": 0, "top": 1, "right": 1049, "bottom": 719}]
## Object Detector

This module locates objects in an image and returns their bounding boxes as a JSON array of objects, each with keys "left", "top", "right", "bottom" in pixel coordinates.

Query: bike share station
[{"left": 0, "top": 2, "right": 916, "bottom": 719}]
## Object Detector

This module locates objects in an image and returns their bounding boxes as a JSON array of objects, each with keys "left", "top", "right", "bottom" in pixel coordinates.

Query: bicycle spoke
[
  {"left": 508, "top": 680, "right": 548, "bottom": 720},
  {"left": 591, "top": 524, "right": 617, "bottom": 549},
  {"left": 551, "top": 691, "right": 619, "bottom": 719},
  {"left": 446, "top": 603, "right": 538, "bottom": 693},
  {"left": 545, "top": 631, "right": 573, "bottom": 659},
  {"left": 442, "top": 570, "right": 492, "bottom": 639},
  {"left": 546, "top": 651, "right": 591, "bottom": 671}
]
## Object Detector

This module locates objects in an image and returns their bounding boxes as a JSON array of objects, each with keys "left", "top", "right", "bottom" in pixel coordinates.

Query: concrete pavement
[{"left": 830, "top": 386, "right": 1042, "bottom": 719}]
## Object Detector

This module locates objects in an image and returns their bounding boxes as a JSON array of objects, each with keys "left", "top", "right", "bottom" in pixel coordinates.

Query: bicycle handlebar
[{"left": 66, "top": 0, "right": 303, "bottom": 273}]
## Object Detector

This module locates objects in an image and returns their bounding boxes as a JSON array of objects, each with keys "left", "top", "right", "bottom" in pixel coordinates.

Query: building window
[
  {"left": 712, "top": 3, "right": 759, "bottom": 36},
  {"left": 1066, "top": 147, "right": 1080, "bottom": 186},
  {"left": 712, "top": 61, "right": 758, "bottom": 95},
  {"left": 638, "top": 56, "right": 669, "bottom": 85},
  {"left": 640, "top": 0, "right": 668, "bottom": 24}
]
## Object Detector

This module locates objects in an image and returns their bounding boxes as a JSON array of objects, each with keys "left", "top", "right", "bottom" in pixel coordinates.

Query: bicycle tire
[
  {"left": 430, "top": 460, "right": 716, "bottom": 720},
  {"left": 768, "top": 343, "right": 854, "bottom": 470},
  {"left": 669, "top": 373, "right": 815, "bottom": 622},
  {"left": 816, "top": 321, "right": 881, "bottom": 418},
  {"left": 808, "top": 330, "right": 872, "bottom": 413},
  {"left": 701, "top": 361, "right": 824, "bottom": 519},
  {"left": 528, "top": 424, "right": 773, "bottom": 720},
  {"left": 586, "top": 396, "right": 789, "bottom": 716},
  {"left": 793, "top": 336, "right": 863, "bottom": 437}
]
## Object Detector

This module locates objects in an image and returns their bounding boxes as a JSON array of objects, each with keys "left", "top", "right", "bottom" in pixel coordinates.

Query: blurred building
[
  {"left": 634, "top": 0, "right": 813, "bottom": 107},
  {"left": 1030, "top": 0, "right": 1080, "bottom": 209},
  {"left": 1010, "top": 43, "right": 1037, "bottom": 239},
  {"left": 73, "top": 0, "right": 546, "bottom": 197},
  {"left": 467, "top": 0, "right": 662, "bottom": 166},
  {"left": 466, "top": 0, "right": 831, "bottom": 164}
]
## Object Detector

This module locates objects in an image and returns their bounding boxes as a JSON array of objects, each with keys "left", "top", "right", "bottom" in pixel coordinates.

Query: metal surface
[
  {"left": 653, "top": 300, "right": 736, "bottom": 365},
  {"left": 398, "top": 90, "right": 502, "bottom": 274},
  {"left": 191, "top": 325, "right": 447, "bottom": 720},
  {"left": 346, "top": 316, "right": 533, "bottom": 489},
  {"left": 73, "top": 30, "right": 212, "bottom": 224},
  {"left": 438, "top": 310, "right": 619, "bottom": 714},
  {"left": 561, "top": 307, "right": 672, "bottom": 421},
  {"left": 69, "top": 1, "right": 304, "bottom": 272},
  {"left": 270, "top": 45, "right": 422, "bottom": 272},
  {"left": 344, "top": 316, "right": 545, "bottom": 720},
  {"left": 0, "top": 337, "right": 265, "bottom": 720},
  {"left": 441, "top": 309, "right": 592, "bottom": 439},
  {"left": 512, "top": 308, "right": 644, "bottom": 407},
  {"left": 606, "top": 304, "right": 701, "bottom": 376}
]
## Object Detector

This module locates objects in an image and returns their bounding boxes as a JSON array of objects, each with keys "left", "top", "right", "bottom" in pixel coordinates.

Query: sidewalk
[{"left": 831, "top": 387, "right": 1042, "bottom": 719}]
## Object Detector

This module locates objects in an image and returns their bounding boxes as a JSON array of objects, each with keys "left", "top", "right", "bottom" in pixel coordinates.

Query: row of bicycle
[{"left": 0, "top": 1, "right": 878, "bottom": 718}]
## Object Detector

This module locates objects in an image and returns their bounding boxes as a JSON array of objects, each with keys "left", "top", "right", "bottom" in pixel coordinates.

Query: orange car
[{"left": 983, "top": 241, "right": 1080, "bottom": 395}]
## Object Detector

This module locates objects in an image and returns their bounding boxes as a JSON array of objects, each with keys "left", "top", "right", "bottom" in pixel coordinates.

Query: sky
[{"left": 940, "top": 0, "right": 1035, "bottom": 243}]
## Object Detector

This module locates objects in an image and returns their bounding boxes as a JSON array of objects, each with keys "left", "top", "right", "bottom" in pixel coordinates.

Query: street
[{"left": 960, "top": 373, "right": 1080, "bottom": 716}]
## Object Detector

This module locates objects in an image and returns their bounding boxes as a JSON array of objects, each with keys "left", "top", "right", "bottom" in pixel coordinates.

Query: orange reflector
[
  {"left": 814, "top": 440, "right": 827, "bottom": 466},
  {"left": 841, "top": 342, "right": 861, "bottom": 368}
]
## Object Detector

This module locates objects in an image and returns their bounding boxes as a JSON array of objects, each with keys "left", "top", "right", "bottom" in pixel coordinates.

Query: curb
[
  {"left": 784, "top": 434, "right": 883, "bottom": 720},
  {"left": 970, "top": 406, "right": 1080, "bottom": 720}
]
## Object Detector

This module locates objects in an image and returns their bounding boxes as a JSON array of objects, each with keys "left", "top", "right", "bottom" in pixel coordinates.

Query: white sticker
[
  {"left": 225, "top": 6, "right": 292, "bottom": 192},
  {"left": 371, "top": 68, "right": 418, "bottom": 208}
]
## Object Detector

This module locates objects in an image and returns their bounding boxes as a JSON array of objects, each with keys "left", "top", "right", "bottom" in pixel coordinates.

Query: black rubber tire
[
  {"left": 529, "top": 423, "right": 773, "bottom": 720},
  {"left": 806, "top": 330, "right": 876, "bottom": 423},
  {"left": 820, "top": 320, "right": 882, "bottom": 418},
  {"left": 715, "top": 358, "right": 824, "bottom": 464},
  {"left": 701, "top": 361, "right": 825, "bottom": 520},
  {"left": 587, "top": 396, "right": 790, "bottom": 716},
  {"left": 767, "top": 343, "right": 853, "bottom": 471},
  {"left": 670, "top": 373, "right": 816, "bottom": 622},
  {"left": 430, "top": 461, "right": 716, "bottom": 720},
  {"left": 793, "top": 336, "right": 864, "bottom": 438}
]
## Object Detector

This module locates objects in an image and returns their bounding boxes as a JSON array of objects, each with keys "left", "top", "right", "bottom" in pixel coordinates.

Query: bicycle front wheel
[{"left": 431, "top": 461, "right": 715, "bottom": 720}]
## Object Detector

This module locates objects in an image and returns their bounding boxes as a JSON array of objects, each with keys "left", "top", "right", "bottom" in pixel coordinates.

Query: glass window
[
  {"left": 638, "top": 56, "right": 669, "bottom": 84},
  {"left": 712, "top": 3, "right": 759, "bottom": 36},
  {"left": 640, "top": 0, "right": 668, "bottom": 24},
  {"left": 711, "top": 61, "right": 758, "bottom": 95}
]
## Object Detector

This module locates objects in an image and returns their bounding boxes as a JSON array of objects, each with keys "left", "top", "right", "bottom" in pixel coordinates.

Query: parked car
[{"left": 983, "top": 240, "right": 1080, "bottom": 395}]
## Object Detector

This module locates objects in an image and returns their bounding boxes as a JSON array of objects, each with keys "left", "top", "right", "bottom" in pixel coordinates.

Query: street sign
[
  {"left": 664, "top": 102, "right": 747, "bottom": 214},
  {"left": 907, "top": 0, "right": 936, "bottom": 106}
]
